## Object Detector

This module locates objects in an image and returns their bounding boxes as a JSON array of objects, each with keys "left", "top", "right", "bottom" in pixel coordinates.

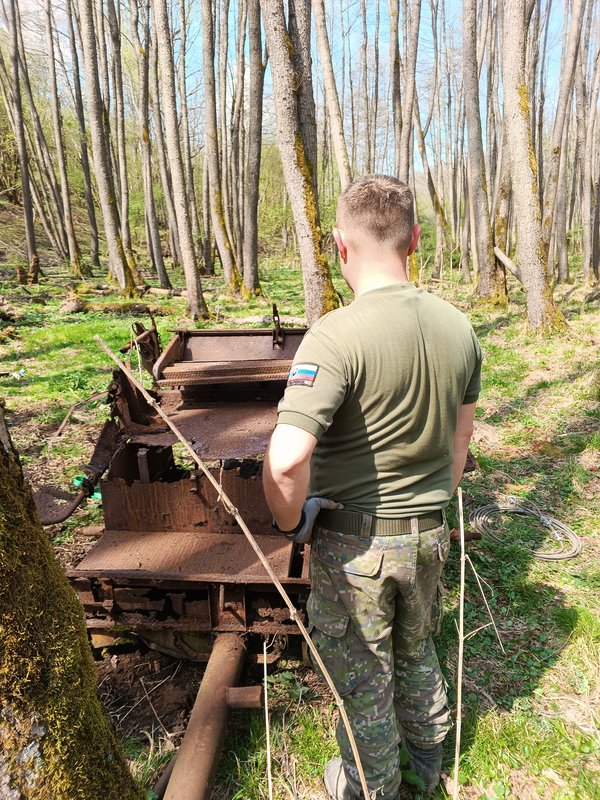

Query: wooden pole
[{"left": 453, "top": 487, "right": 466, "bottom": 799}]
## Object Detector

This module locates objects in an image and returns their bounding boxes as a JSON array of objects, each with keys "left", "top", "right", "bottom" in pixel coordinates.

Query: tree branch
[{"left": 494, "top": 246, "right": 523, "bottom": 283}]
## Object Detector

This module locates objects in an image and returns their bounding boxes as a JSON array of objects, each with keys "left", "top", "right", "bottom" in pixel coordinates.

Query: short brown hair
[{"left": 337, "top": 175, "right": 415, "bottom": 254}]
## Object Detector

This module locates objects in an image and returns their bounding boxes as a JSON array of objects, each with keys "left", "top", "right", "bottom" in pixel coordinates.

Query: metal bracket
[{"left": 272, "top": 303, "right": 284, "bottom": 350}]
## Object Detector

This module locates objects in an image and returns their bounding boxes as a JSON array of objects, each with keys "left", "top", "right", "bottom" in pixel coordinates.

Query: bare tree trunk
[
  {"left": 66, "top": 0, "right": 100, "bottom": 268},
  {"left": 460, "top": 176, "right": 471, "bottom": 282},
  {"left": 107, "top": 0, "right": 134, "bottom": 269},
  {"left": 502, "top": 0, "right": 566, "bottom": 329},
  {"left": 0, "top": 407, "right": 144, "bottom": 800},
  {"left": 202, "top": 162, "right": 214, "bottom": 275},
  {"left": 217, "top": 0, "right": 236, "bottom": 253},
  {"left": 398, "top": 0, "right": 422, "bottom": 183},
  {"left": 149, "top": 28, "right": 182, "bottom": 269},
  {"left": 130, "top": 0, "right": 171, "bottom": 289},
  {"left": 242, "top": 0, "right": 264, "bottom": 295},
  {"left": 6, "top": 0, "right": 38, "bottom": 277},
  {"left": 389, "top": 0, "right": 401, "bottom": 176},
  {"left": 45, "top": 0, "right": 83, "bottom": 277},
  {"left": 494, "top": 128, "right": 512, "bottom": 258},
  {"left": 371, "top": 0, "right": 381, "bottom": 172},
  {"left": 555, "top": 119, "right": 571, "bottom": 283},
  {"left": 359, "top": 0, "right": 371, "bottom": 172},
  {"left": 540, "top": 0, "right": 586, "bottom": 252},
  {"left": 201, "top": 0, "right": 240, "bottom": 290},
  {"left": 78, "top": 0, "right": 136, "bottom": 291},
  {"left": 179, "top": 0, "right": 203, "bottom": 250},
  {"left": 12, "top": 3, "right": 68, "bottom": 261},
  {"left": 312, "top": 0, "right": 352, "bottom": 188},
  {"left": 152, "top": 0, "right": 207, "bottom": 316},
  {"left": 581, "top": 49, "right": 600, "bottom": 282},
  {"left": 463, "top": 0, "right": 505, "bottom": 302},
  {"left": 536, "top": 0, "right": 552, "bottom": 206},
  {"left": 230, "top": 0, "right": 247, "bottom": 278},
  {"left": 288, "top": 0, "right": 319, "bottom": 196},
  {"left": 260, "top": 0, "right": 338, "bottom": 323}
]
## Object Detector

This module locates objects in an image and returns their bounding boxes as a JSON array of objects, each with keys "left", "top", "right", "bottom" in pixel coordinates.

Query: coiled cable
[{"left": 469, "top": 496, "right": 582, "bottom": 561}]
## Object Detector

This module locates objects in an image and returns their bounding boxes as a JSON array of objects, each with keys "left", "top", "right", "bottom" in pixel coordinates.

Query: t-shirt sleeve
[
  {"left": 277, "top": 323, "right": 348, "bottom": 440},
  {"left": 463, "top": 334, "right": 482, "bottom": 404}
]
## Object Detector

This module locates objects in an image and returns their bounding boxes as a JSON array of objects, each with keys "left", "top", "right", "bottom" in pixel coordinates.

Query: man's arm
[
  {"left": 263, "top": 423, "right": 318, "bottom": 530},
  {"left": 452, "top": 402, "right": 476, "bottom": 492}
]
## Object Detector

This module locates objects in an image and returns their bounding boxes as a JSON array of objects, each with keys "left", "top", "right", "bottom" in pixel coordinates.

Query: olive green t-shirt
[{"left": 277, "top": 282, "right": 482, "bottom": 516}]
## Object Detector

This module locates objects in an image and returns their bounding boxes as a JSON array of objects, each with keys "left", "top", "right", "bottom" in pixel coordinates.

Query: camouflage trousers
[{"left": 307, "top": 517, "right": 451, "bottom": 800}]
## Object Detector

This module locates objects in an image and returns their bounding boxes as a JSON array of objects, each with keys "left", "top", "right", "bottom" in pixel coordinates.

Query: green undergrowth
[{"left": 1, "top": 258, "right": 599, "bottom": 798}]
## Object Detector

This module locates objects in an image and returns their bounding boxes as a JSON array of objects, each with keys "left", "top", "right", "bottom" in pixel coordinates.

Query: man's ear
[
  {"left": 407, "top": 223, "right": 421, "bottom": 256},
  {"left": 333, "top": 227, "right": 347, "bottom": 263}
]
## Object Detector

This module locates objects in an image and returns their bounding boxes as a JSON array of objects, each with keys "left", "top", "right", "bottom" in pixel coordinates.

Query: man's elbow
[{"left": 265, "top": 451, "right": 306, "bottom": 483}]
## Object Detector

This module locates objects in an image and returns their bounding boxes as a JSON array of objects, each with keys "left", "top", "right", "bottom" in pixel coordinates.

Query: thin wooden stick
[
  {"left": 453, "top": 488, "right": 466, "bottom": 800},
  {"left": 264, "top": 639, "right": 273, "bottom": 800},
  {"left": 465, "top": 555, "right": 505, "bottom": 654},
  {"left": 94, "top": 336, "right": 371, "bottom": 800}
]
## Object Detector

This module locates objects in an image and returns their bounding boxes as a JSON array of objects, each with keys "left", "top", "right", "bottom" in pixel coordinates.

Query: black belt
[{"left": 317, "top": 508, "right": 444, "bottom": 537}]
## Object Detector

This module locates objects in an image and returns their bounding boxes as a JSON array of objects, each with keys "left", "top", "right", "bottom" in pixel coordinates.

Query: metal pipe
[{"left": 163, "top": 634, "right": 246, "bottom": 800}]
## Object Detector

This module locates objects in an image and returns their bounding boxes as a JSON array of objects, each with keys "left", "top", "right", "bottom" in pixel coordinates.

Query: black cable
[{"left": 469, "top": 496, "right": 582, "bottom": 561}]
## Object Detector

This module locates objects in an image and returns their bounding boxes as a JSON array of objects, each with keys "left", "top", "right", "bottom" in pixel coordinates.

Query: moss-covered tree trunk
[
  {"left": 260, "top": 0, "right": 338, "bottom": 324},
  {"left": 502, "top": 0, "right": 566, "bottom": 330},
  {"left": 0, "top": 405, "right": 143, "bottom": 800}
]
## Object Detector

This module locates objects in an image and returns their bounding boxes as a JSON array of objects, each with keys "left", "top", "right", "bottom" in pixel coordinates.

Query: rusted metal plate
[
  {"left": 159, "top": 359, "right": 292, "bottom": 386},
  {"left": 102, "top": 468, "right": 271, "bottom": 532},
  {"left": 179, "top": 329, "right": 305, "bottom": 361},
  {"left": 125, "top": 402, "right": 277, "bottom": 457},
  {"left": 73, "top": 530, "right": 294, "bottom": 582}
]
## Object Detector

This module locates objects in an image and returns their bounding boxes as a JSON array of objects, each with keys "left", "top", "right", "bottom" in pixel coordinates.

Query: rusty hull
[{"left": 67, "top": 323, "right": 311, "bottom": 649}]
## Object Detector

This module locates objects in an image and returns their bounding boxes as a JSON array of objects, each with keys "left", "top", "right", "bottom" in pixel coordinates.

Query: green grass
[{"left": 1, "top": 252, "right": 599, "bottom": 799}]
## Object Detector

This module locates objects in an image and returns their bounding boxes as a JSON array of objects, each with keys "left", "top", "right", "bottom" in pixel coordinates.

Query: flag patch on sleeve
[{"left": 287, "top": 363, "right": 319, "bottom": 387}]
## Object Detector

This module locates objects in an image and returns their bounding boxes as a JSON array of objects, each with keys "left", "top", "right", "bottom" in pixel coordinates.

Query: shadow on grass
[{"left": 434, "top": 395, "right": 599, "bottom": 797}]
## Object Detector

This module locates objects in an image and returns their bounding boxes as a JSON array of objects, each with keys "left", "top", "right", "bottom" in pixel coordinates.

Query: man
[{"left": 263, "top": 175, "right": 481, "bottom": 799}]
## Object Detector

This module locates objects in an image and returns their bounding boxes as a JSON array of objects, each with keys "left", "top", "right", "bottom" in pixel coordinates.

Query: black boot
[
  {"left": 324, "top": 758, "right": 361, "bottom": 800},
  {"left": 404, "top": 740, "right": 443, "bottom": 793}
]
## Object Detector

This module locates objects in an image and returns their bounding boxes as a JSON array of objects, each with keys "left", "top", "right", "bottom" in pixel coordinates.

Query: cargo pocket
[
  {"left": 314, "top": 527, "right": 384, "bottom": 577},
  {"left": 307, "top": 593, "right": 356, "bottom": 695},
  {"left": 431, "top": 581, "right": 446, "bottom": 637}
]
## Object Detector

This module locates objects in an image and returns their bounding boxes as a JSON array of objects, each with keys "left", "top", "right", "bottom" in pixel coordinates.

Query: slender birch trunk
[
  {"left": 242, "top": 0, "right": 264, "bottom": 295},
  {"left": 463, "top": 0, "right": 505, "bottom": 302},
  {"left": 540, "top": 0, "right": 586, "bottom": 252},
  {"left": 312, "top": 0, "right": 352, "bottom": 188},
  {"left": 130, "top": 0, "right": 171, "bottom": 289},
  {"left": 66, "top": 0, "right": 100, "bottom": 268},
  {"left": 398, "top": 0, "right": 422, "bottom": 184},
  {"left": 179, "top": 0, "right": 203, "bottom": 249},
  {"left": 107, "top": 0, "right": 134, "bottom": 267},
  {"left": 152, "top": 0, "right": 207, "bottom": 316},
  {"left": 201, "top": 0, "right": 240, "bottom": 290},
  {"left": 78, "top": 0, "right": 135, "bottom": 291},
  {"left": 6, "top": 0, "right": 38, "bottom": 277},
  {"left": 45, "top": 0, "right": 82, "bottom": 277},
  {"left": 149, "top": 28, "right": 182, "bottom": 268}
]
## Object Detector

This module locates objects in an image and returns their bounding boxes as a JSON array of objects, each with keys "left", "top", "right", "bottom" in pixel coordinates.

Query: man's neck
[{"left": 352, "top": 268, "right": 410, "bottom": 297}]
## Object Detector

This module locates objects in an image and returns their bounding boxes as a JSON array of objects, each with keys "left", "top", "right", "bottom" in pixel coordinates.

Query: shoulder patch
[{"left": 287, "top": 363, "right": 319, "bottom": 387}]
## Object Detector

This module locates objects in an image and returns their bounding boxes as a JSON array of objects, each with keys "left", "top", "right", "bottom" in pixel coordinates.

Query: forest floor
[{"left": 0, "top": 211, "right": 599, "bottom": 799}]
